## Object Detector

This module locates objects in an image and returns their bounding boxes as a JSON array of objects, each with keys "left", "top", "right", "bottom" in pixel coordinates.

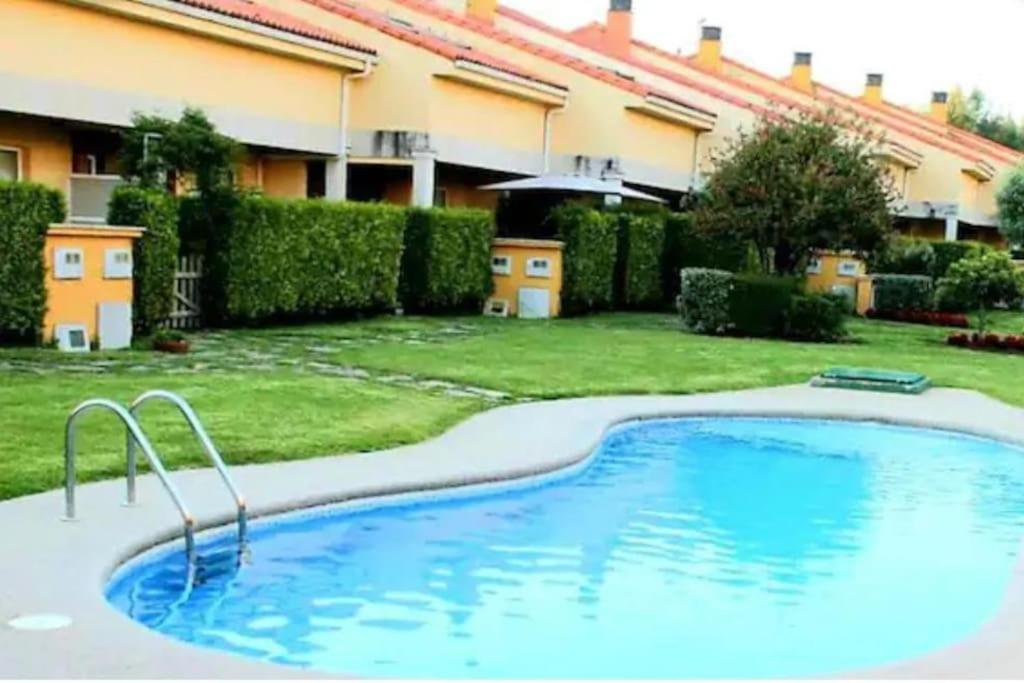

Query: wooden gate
[{"left": 169, "top": 254, "right": 203, "bottom": 329}]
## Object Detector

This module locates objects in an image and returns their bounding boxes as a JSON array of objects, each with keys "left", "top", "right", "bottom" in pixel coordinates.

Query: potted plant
[{"left": 153, "top": 329, "right": 190, "bottom": 354}]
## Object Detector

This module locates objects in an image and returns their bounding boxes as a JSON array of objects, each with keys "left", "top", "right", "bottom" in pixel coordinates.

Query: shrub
[
  {"left": 0, "top": 181, "right": 65, "bottom": 343},
  {"left": 679, "top": 268, "right": 734, "bottom": 334},
  {"left": 785, "top": 293, "right": 848, "bottom": 342},
  {"left": 400, "top": 207, "right": 495, "bottom": 313},
  {"left": 868, "top": 237, "right": 935, "bottom": 276},
  {"left": 107, "top": 186, "right": 180, "bottom": 335},
  {"left": 936, "top": 251, "right": 1024, "bottom": 332},
  {"left": 997, "top": 166, "right": 1024, "bottom": 246},
  {"left": 931, "top": 240, "right": 991, "bottom": 280},
  {"left": 208, "top": 196, "right": 406, "bottom": 323},
  {"left": 728, "top": 275, "right": 800, "bottom": 338},
  {"left": 871, "top": 274, "right": 934, "bottom": 312},
  {"left": 663, "top": 213, "right": 748, "bottom": 302},
  {"left": 549, "top": 203, "right": 617, "bottom": 315},
  {"left": 865, "top": 309, "right": 970, "bottom": 329},
  {"left": 612, "top": 209, "right": 666, "bottom": 309}
]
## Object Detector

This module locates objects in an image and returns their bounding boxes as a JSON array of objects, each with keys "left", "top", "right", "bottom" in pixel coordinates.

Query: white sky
[{"left": 502, "top": 0, "right": 1024, "bottom": 119}]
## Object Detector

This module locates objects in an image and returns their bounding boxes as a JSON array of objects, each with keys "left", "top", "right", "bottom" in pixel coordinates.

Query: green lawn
[{"left": 1, "top": 311, "right": 1021, "bottom": 501}]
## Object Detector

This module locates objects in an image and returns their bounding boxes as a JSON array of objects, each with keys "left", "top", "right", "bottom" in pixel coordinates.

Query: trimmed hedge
[
  {"left": 932, "top": 240, "right": 991, "bottom": 280},
  {"left": 400, "top": 207, "right": 495, "bottom": 313},
  {"left": 613, "top": 209, "right": 666, "bottom": 309},
  {"left": 679, "top": 268, "right": 734, "bottom": 334},
  {"left": 107, "top": 186, "right": 180, "bottom": 335},
  {"left": 0, "top": 181, "right": 65, "bottom": 343},
  {"left": 871, "top": 274, "right": 934, "bottom": 312},
  {"left": 549, "top": 203, "right": 617, "bottom": 315},
  {"left": 663, "top": 212, "right": 748, "bottom": 302},
  {"left": 869, "top": 237, "right": 935, "bottom": 276},
  {"left": 208, "top": 196, "right": 406, "bottom": 323},
  {"left": 728, "top": 275, "right": 801, "bottom": 338},
  {"left": 785, "top": 294, "right": 847, "bottom": 342}
]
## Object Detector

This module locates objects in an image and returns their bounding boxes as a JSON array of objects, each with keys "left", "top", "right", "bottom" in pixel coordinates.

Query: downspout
[
  {"left": 337, "top": 59, "right": 375, "bottom": 199},
  {"left": 690, "top": 130, "right": 705, "bottom": 191},
  {"left": 542, "top": 101, "right": 568, "bottom": 175}
]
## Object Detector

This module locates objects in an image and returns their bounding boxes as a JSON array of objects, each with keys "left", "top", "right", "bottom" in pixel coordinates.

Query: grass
[{"left": 1, "top": 310, "right": 1022, "bottom": 501}]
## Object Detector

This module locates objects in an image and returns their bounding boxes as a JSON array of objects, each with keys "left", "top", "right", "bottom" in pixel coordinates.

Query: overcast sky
[{"left": 502, "top": 0, "right": 1023, "bottom": 119}]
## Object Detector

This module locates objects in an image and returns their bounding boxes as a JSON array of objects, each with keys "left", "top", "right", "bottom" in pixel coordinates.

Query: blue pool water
[{"left": 107, "top": 418, "right": 1024, "bottom": 678}]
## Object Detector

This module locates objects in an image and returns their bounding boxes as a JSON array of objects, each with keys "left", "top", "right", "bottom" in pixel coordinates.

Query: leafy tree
[
  {"left": 948, "top": 88, "right": 1024, "bottom": 151},
  {"left": 997, "top": 166, "right": 1024, "bottom": 246},
  {"left": 937, "top": 251, "right": 1024, "bottom": 333},
  {"left": 120, "top": 108, "right": 240, "bottom": 195},
  {"left": 695, "top": 109, "right": 895, "bottom": 275}
]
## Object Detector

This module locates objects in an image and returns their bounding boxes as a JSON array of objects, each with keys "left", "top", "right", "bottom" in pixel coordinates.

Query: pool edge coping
[{"left": 4, "top": 384, "right": 1024, "bottom": 679}]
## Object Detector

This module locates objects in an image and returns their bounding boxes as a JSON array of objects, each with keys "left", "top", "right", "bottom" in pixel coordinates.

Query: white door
[
  {"left": 98, "top": 302, "right": 132, "bottom": 350},
  {"left": 518, "top": 288, "right": 551, "bottom": 320}
]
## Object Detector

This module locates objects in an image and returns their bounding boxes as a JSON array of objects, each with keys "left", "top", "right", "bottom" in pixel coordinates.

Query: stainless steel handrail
[
  {"left": 64, "top": 399, "right": 195, "bottom": 561},
  {"left": 129, "top": 390, "right": 247, "bottom": 542}
]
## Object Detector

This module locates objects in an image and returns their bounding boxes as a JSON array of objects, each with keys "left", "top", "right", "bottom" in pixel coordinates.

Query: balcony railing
[{"left": 69, "top": 174, "right": 125, "bottom": 224}]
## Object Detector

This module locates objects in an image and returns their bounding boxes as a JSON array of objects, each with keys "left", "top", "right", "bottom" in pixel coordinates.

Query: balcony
[{"left": 69, "top": 174, "right": 125, "bottom": 224}]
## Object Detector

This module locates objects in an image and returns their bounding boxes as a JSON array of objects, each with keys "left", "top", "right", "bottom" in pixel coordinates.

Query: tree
[
  {"left": 120, "top": 108, "right": 240, "bottom": 195},
  {"left": 695, "top": 109, "right": 895, "bottom": 275},
  {"left": 948, "top": 87, "right": 1024, "bottom": 152},
  {"left": 997, "top": 166, "right": 1024, "bottom": 246},
  {"left": 937, "top": 252, "right": 1024, "bottom": 333}
]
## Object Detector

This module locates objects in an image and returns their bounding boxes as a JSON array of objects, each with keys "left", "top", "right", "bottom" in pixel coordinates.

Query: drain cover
[{"left": 7, "top": 614, "right": 72, "bottom": 631}]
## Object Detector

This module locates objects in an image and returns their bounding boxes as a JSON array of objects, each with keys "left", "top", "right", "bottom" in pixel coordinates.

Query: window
[
  {"left": 54, "top": 248, "right": 84, "bottom": 280},
  {"left": 491, "top": 255, "right": 512, "bottom": 275},
  {"left": 306, "top": 160, "right": 327, "bottom": 199},
  {"left": 837, "top": 260, "right": 860, "bottom": 277},
  {"left": 104, "top": 248, "right": 133, "bottom": 279},
  {"left": 433, "top": 187, "right": 448, "bottom": 208},
  {"left": 526, "top": 257, "right": 553, "bottom": 279},
  {"left": 0, "top": 147, "right": 21, "bottom": 181},
  {"left": 806, "top": 258, "right": 822, "bottom": 275}
]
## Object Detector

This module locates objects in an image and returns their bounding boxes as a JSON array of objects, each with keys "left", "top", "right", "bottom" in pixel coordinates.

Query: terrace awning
[{"left": 479, "top": 175, "right": 666, "bottom": 203}]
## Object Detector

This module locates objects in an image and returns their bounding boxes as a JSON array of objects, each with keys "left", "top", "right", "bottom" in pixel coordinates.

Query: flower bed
[
  {"left": 865, "top": 309, "right": 970, "bottom": 328},
  {"left": 948, "top": 332, "right": 1024, "bottom": 353}
]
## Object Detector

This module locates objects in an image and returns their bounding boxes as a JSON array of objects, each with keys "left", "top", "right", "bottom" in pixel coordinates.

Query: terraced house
[{"left": 2, "top": 0, "right": 1020, "bottom": 243}]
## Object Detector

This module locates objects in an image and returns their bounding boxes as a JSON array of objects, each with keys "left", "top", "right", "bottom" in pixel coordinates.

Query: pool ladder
[{"left": 62, "top": 390, "right": 247, "bottom": 562}]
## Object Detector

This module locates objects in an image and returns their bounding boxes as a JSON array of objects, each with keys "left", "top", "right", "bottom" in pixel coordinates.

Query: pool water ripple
[{"left": 107, "top": 418, "right": 1024, "bottom": 678}]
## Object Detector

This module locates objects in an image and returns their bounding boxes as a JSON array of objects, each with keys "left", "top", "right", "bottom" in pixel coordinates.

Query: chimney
[
  {"left": 930, "top": 91, "right": 949, "bottom": 123},
  {"left": 789, "top": 52, "right": 813, "bottom": 92},
  {"left": 696, "top": 25, "right": 722, "bottom": 71},
  {"left": 863, "top": 73, "right": 883, "bottom": 105},
  {"left": 606, "top": 0, "right": 633, "bottom": 58},
  {"left": 465, "top": 0, "right": 498, "bottom": 23}
]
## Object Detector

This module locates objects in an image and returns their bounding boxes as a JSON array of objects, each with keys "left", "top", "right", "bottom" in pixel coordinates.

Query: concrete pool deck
[{"left": 3, "top": 384, "right": 1024, "bottom": 679}]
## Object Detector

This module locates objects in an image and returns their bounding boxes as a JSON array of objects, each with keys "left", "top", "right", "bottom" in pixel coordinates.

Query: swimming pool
[{"left": 106, "top": 417, "right": 1024, "bottom": 678}]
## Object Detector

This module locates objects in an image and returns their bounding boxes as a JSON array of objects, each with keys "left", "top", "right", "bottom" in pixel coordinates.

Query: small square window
[
  {"left": 526, "top": 257, "right": 552, "bottom": 279},
  {"left": 55, "top": 324, "right": 90, "bottom": 353},
  {"left": 837, "top": 260, "right": 860, "bottom": 277},
  {"left": 0, "top": 148, "right": 20, "bottom": 181},
  {"left": 104, "top": 248, "right": 133, "bottom": 279},
  {"left": 491, "top": 255, "right": 512, "bottom": 276},
  {"left": 54, "top": 248, "right": 85, "bottom": 280},
  {"left": 806, "top": 258, "right": 823, "bottom": 275}
]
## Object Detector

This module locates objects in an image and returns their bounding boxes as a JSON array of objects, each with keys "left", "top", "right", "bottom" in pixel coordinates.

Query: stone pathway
[{"left": 0, "top": 321, "right": 514, "bottom": 403}]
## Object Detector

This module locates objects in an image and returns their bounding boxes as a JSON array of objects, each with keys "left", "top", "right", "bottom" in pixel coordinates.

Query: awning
[{"left": 479, "top": 175, "right": 667, "bottom": 203}]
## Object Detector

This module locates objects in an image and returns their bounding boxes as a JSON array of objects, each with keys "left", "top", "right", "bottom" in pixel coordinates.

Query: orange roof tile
[
  {"left": 302, "top": 0, "right": 566, "bottom": 91},
  {"left": 171, "top": 0, "right": 376, "bottom": 54},
  {"left": 498, "top": 5, "right": 1016, "bottom": 167},
  {"left": 380, "top": 0, "right": 716, "bottom": 118}
]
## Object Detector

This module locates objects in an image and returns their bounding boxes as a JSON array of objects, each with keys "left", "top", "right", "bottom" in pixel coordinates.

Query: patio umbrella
[{"left": 479, "top": 174, "right": 667, "bottom": 203}]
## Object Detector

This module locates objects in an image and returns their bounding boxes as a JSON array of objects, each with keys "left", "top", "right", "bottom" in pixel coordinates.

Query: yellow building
[{"left": 2, "top": 0, "right": 1020, "bottom": 240}]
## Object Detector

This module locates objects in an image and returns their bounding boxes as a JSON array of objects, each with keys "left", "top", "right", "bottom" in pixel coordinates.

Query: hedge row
[
  {"left": 107, "top": 187, "right": 180, "bottom": 335},
  {"left": 549, "top": 203, "right": 618, "bottom": 315},
  {"left": 550, "top": 204, "right": 750, "bottom": 316},
  {"left": 870, "top": 236, "right": 992, "bottom": 280},
  {"left": 680, "top": 268, "right": 847, "bottom": 342},
  {"left": 400, "top": 207, "right": 495, "bottom": 313},
  {"left": 204, "top": 197, "right": 407, "bottom": 324},
  {"left": 0, "top": 181, "right": 65, "bottom": 343},
  {"left": 871, "top": 274, "right": 934, "bottom": 312}
]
